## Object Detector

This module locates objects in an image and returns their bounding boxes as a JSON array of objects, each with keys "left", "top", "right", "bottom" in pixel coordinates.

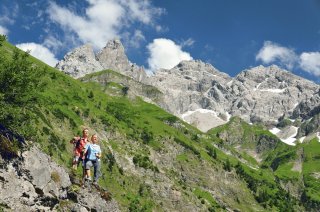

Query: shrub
[{"left": 51, "top": 171, "right": 61, "bottom": 183}]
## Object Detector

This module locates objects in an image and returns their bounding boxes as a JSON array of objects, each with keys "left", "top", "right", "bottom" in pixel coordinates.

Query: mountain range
[{"left": 57, "top": 39, "right": 320, "bottom": 143}]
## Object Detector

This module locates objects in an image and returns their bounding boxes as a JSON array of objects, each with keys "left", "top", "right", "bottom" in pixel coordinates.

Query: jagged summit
[
  {"left": 56, "top": 39, "right": 147, "bottom": 82},
  {"left": 56, "top": 44, "right": 103, "bottom": 78},
  {"left": 96, "top": 39, "right": 128, "bottom": 70}
]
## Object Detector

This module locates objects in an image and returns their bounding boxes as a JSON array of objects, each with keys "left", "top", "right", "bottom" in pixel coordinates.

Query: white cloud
[
  {"left": 300, "top": 52, "right": 320, "bottom": 76},
  {"left": 120, "top": 0, "right": 165, "bottom": 25},
  {"left": 147, "top": 38, "right": 193, "bottom": 73},
  {"left": 123, "top": 29, "right": 145, "bottom": 48},
  {"left": 43, "top": 35, "right": 64, "bottom": 54},
  {"left": 47, "top": 0, "right": 164, "bottom": 49},
  {"left": 256, "top": 41, "right": 298, "bottom": 69},
  {"left": 16, "top": 43, "right": 58, "bottom": 67},
  {"left": 0, "top": 25, "right": 8, "bottom": 35},
  {"left": 180, "top": 38, "right": 195, "bottom": 47}
]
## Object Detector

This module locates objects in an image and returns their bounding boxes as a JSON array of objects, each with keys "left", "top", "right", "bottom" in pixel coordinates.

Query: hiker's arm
[
  {"left": 70, "top": 136, "right": 80, "bottom": 144},
  {"left": 96, "top": 148, "right": 102, "bottom": 158},
  {"left": 82, "top": 148, "right": 87, "bottom": 159}
]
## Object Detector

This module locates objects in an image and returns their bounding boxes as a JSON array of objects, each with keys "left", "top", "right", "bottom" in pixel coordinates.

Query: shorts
[{"left": 85, "top": 159, "right": 100, "bottom": 170}]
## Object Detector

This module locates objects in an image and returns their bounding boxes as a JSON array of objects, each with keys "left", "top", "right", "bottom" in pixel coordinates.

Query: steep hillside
[
  {"left": 209, "top": 117, "right": 320, "bottom": 210},
  {"left": 1, "top": 38, "right": 319, "bottom": 211},
  {"left": 0, "top": 39, "right": 261, "bottom": 211}
]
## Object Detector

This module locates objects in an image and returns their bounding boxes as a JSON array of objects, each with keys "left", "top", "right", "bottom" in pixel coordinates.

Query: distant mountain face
[
  {"left": 150, "top": 62, "right": 319, "bottom": 132},
  {"left": 56, "top": 40, "right": 320, "bottom": 136},
  {"left": 56, "top": 39, "right": 147, "bottom": 83}
]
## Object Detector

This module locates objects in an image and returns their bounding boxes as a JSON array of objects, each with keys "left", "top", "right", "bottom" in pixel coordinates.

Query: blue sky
[{"left": 0, "top": 0, "right": 320, "bottom": 83}]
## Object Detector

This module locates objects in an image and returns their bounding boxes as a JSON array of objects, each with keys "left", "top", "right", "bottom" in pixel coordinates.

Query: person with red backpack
[{"left": 70, "top": 128, "right": 89, "bottom": 170}]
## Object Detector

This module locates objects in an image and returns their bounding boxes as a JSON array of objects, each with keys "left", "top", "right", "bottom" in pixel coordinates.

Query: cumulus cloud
[
  {"left": 16, "top": 43, "right": 58, "bottom": 67},
  {"left": 147, "top": 38, "right": 193, "bottom": 73},
  {"left": 256, "top": 41, "right": 298, "bottom": 69},
  {"left": 0, "top": 25, "right": 8, "bottom": 35},
  {"left": 47, "top": 0, "right": 164, "bottom": 49},
  {"left": 300, "top": 52, "right": 320, "bottom": 76}
]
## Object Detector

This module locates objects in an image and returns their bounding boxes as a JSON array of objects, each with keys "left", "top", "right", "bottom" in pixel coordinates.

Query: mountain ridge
[{"left": 56, "top": 40, "right": 319, "bottom": 142}]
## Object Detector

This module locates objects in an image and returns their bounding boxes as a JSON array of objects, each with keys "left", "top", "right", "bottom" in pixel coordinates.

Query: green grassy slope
[{"left": 1, "top": 38, "right": 319, "bottom": 211}]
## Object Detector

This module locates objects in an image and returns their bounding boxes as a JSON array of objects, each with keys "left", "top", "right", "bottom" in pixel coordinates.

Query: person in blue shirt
[{"left": 83, "top": 134, "right": 102, "bottom": 185}]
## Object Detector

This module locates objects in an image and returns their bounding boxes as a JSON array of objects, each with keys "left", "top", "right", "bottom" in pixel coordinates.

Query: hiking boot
[
  {"left": 85, "top": 176, "right": 92, "bottom": 181},
  {"left": 92, "top": 181, "right": 98, "bottom": 186}
]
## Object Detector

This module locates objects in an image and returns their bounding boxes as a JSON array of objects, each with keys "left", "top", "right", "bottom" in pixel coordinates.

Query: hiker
[
  {"left": 70, "top": 128, "right": 89, "bottom": 170},
  {"left": 83, "top": 134, "right": 102, "bottom": 185}
]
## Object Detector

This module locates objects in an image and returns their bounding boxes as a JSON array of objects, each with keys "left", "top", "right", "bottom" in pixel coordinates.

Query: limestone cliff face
[
  {"left": 96, "top": 39, "right": 148, "bottom": 83},
  {"left": 56, "top": 39, "right": 147, "bottom": 83},
  {"left": 229, "top": 65, "right": 319, "bottom": 123},
  {"left": 55, "top": 44, "right": 103, "bottom": 78},
  {"left": 149, "top": 63, "right": 319, "bottom": 131}
]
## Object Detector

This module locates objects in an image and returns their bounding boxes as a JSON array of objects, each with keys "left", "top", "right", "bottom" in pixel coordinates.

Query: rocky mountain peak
[
  {"left": 103, "top": 38, "right": 124, "bottom": 50},
  {"left": 156, "top": 59, "right": 231, "bottom": 82},
  {"left": 96, "top": 39, "right": 129, "bottom": 70},
  {"left": 56, "top": 39, "right": 148, "bottom": 82},
  {"left": 55, "top": 44, "right": 103, "bottom": 78}
]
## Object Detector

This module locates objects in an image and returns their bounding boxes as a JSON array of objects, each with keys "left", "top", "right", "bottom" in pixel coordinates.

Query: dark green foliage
[
  {"left": 88, "top": 90, "right": 94, "bottom": 99},
  {"left": 105, "top": 150, "right": 116, "bottom": 172},
  {"left": 276, "top": 118, "right": 292, "bottom": 128},
  {"left": 0, "top": 135, "right": 20, "bottom": 159},
  {"left": 0, "top": 48, "right": 43, "bottom": 105},
  {"left": 138, "top": 184, "right": 151, "bottom": 197},
  {"left": 122, "top": 86, "right": 129, "bottom": 96},
  {"left": 206, "top": 146, "right": 217, "bottom": 159},
  {"left": 0, "top": 35, "right": 7, "bottom": 46},
  {"left": 0, "top": 47, "right": 44, "bottom": 137},
  {"left": 235, "top": 162, "right": 298, "bottom": 211},
  {"left": 191, "top": 134, "right": 199, "bottom": 142},
  {"left": 160, "top": 115, "right": 178, "bottom": 126},
  {"left": 298, "top": 114, "right": 320, "bottom": 136},
  {"left": 141, "top": 127, "right": 153, "bottom": 144},
  {"left": 132, "top": 155, "right": 159, "bottom": 172},
  {"left": 128, "top": 197, "right": 149, "bottom": 212},
  {"left": 224, "top": 158, "right": 231, "bottom": 172}
]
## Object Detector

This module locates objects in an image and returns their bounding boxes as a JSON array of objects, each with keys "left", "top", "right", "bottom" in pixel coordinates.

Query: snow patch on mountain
[
  {"left": 281, "top": 126, "right": 298, "bottom": 146},
  {"left": 259, "top": 88, "right": 286, "bottom": 93},
  {"left": 269, "top": 126, "right": 298, "bottom": 146},
  {"left": 299, "top": 136, "right": 306, "bottom": 143},
  {"left": 269, "top": 127, "right": 281, "bottom": 134},
  {"left": 181, "top": 109, "right": 229, "bottom": 132}
]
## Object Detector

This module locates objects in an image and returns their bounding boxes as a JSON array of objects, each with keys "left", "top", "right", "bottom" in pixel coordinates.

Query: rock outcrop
[
  {"left": 56, "top": 44, "right": 103, "bottom": 78},
  {"left": 56, "top": 39, "right": 148, "bottom": 83},
  {"left": 0, "top": 144, "right": 119, "bottom": 211},
  {"left": 229, "top": 65, "right": 319, "bottom": 124},
  {"left": 96, "top": 39, "right": 148, "bottom": 83}
]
